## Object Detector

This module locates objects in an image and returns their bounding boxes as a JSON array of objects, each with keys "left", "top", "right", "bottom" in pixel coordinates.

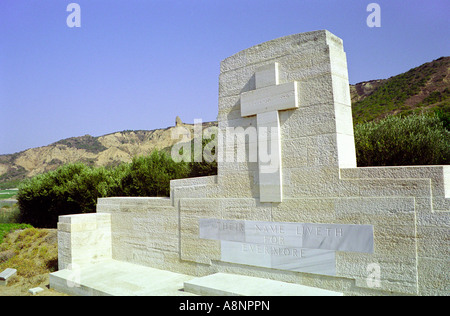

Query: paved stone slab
[
  {"left": 0, "top": 268, "right": 17, "bottom": 285},
  {"left": 50, "top": 259, "right": 196, "bottom": 296},
  {"left": 184, "top": 273, "right": 343, "bottom": 296},
  {"left": 0, "top": 268, "right": 17, "bottom": 280},
  {"left": 29, "top": 287, "right": 45, "bottom": 295}
]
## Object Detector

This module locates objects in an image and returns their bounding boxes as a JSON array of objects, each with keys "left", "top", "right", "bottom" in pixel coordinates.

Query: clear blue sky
[{"left": 0, "top": 0, "right": 448, "bottom": 155}]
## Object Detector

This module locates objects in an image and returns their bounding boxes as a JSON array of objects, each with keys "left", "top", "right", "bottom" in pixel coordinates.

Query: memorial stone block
[{"left": 52, "top": 30, "right": 450, "bottom": 296}]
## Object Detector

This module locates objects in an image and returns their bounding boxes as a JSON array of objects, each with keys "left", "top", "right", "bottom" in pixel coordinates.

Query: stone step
[
  {"left": 50, "top": 259, "right": 343, "bottom": 296},
  {"left": 184, "top": 273, "right": 343, "bottom": 296},
  {"left": 50, "top": 260, "right": 196, "bottom": 296}
]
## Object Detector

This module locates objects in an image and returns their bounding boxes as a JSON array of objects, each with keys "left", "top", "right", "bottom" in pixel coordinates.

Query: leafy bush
[
  {"left": 355, "top": 114, "right": 450, "bottom": 167},
  {"left": 120, "top": 150, "right": 190, "bottom": 197},
  {"left": 17, "top": 163, "right": 117, "bottom": 228},
  {"left": 188, "top": 135, "right": 218, "bottom": 178},
  {"left": 17, "top": 150, "right": 191, "bottom": 227},
  {"left": 435, "top": 108, "right": 450, "bottom": 131}
]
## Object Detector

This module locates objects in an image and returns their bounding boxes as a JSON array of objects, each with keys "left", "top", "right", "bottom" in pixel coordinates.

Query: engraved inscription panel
[{"left": 199, "top": 219, "right": 374, "bottom": 276}]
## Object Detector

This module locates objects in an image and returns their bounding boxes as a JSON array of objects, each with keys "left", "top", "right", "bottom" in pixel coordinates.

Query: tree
[{"left": 120, "top": 150, "right": 190, "bottom": 197}]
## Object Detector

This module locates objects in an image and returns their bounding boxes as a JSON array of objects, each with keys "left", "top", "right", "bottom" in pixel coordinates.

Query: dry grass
[
  {"left": 0, "top": 205, "right": 21, "bottom": 224},
  {"left": 0, "top": 227, "right": 65, "bottom": 296}
]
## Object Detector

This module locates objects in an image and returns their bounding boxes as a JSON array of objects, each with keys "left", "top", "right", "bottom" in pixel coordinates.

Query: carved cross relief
[{"left": 240, "top": 63, "right": 299, "bottom": 203}]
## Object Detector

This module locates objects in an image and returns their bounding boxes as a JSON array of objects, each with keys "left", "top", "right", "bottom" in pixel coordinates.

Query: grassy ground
[
  {"left": 0, "top": 223, "right": 31, "bottom": 243},
  {"left": 0, "top": 189, "right": 18, "bottom": 200},
  {"left": 0, "top": 194, "right": 67, "bottom": 295},
  {"left": 0, "top": 204, "right": 21, "bottom": 225},
  {"left": 0, "top": 225, "right": 66, "bottom": 296}
]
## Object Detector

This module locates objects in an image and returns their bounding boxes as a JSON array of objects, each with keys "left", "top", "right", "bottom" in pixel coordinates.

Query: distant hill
[
  {"left": 0, "top": 57, "right": 448, "bottom": 186},
  {"left": 351, "top": 56, "right": 449, "bottom": 124},
  {"left": 0, "top": 120, "right": 216, "bottom": 187}
]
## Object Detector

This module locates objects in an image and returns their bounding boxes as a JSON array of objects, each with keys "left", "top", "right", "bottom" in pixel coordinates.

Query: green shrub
[
  {"left": 188, "top": 135, "right": 218, "bottom": 178},
  {"left": 17, "top": 150, "right": 191, "bottom": 227},
  {"left": 120, "top": 150, "right": 190, "bottom": 197},
  {"left": 355, "top": 114, "right": 450, "bottom": 167},
  {"left": 435, "top": 107, "right": 450, "bottom": 131},
  {"left": 17, "top": 163, "right": 117, "bottom": 228}
]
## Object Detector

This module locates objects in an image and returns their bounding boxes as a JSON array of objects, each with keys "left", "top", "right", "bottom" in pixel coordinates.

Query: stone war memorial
[{"left": 49, "top": 30, "right": 449, "bottom": 296}]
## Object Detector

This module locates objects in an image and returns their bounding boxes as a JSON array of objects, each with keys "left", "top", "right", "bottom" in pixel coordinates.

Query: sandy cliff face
[
  {"left": 0, "top": 164, "right": 9, "bottom": 176},
  {"left": 0, "top": 122, "right": 215, "bottom": 183},
  {"left": 14, "top": 146, "right": 97, "bottom": 177}
]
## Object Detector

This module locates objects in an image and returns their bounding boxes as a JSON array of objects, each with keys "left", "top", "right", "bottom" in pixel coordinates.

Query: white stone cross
[{"left": 240, "top": 62, "right": 299, "bottom": 203}]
